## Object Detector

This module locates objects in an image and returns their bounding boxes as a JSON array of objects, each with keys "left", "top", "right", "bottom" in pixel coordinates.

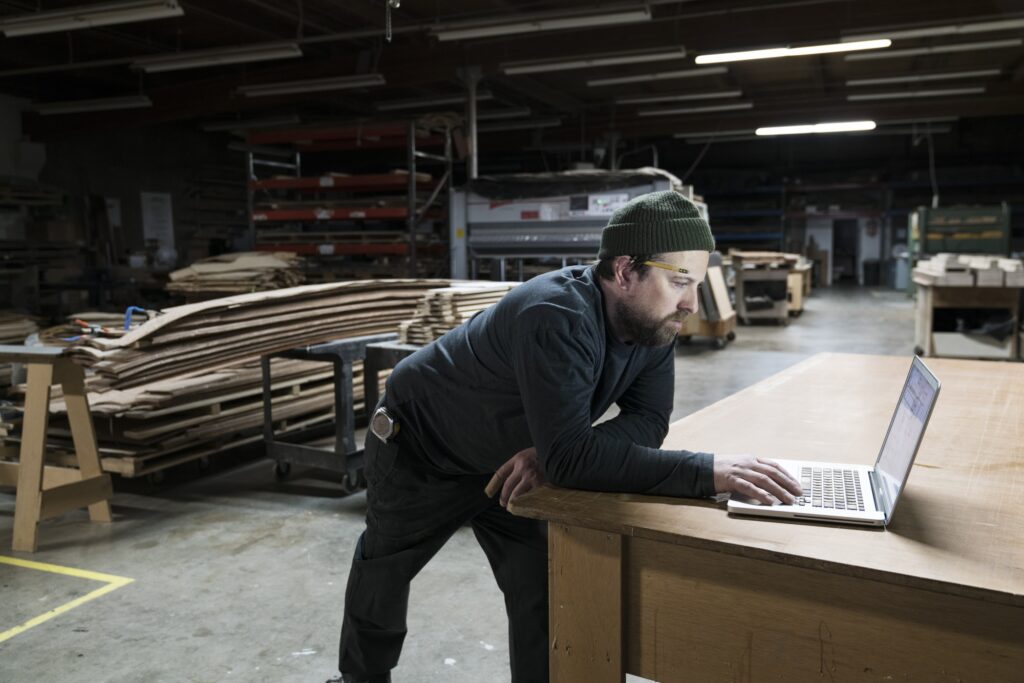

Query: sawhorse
[{"left": 0, "top": 346, "right": 113, "bottom": 552}]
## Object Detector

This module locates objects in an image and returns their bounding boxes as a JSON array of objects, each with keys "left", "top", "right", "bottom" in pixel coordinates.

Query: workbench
[{"left": 510, "top": 353, "right": 1024, "bottom": 682}]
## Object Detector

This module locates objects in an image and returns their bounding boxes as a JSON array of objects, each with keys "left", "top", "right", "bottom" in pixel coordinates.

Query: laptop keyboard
[{"left": 794, "top": 466, "right": 865, "bottom": 511}]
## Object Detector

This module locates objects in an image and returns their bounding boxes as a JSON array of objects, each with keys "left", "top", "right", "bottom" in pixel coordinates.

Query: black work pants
[{"left": 339, "top": 431, "right": 549, "bottom": 682}]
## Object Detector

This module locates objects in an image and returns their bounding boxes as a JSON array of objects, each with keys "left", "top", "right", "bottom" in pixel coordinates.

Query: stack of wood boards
[
  {"left": 398, "top": 282, "right": 517, "bottom": 344},
  {"left": 913, "top": 253, "right": 1024, "bottom": 287},
  {"left": 68, "top": 279, "right": 446, "bottom": 390},
  {"left": 166, "top": 251, "right": 304, "bottom": 296},
  {"left": 729, "top": 250, "right": 801, "bottom": 270},
  {"left": 19, "top": 358, "right": 384, "bottom": 477},
  {"left": 2, "top": 280, "right": 444, "bottom": 476},
  {"left": 0, "top": 313, "right": 39, "bottom": 389}
]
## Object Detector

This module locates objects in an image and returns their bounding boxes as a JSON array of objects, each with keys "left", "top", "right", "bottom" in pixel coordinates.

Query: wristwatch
[{"left": 370, "top": 406, "right": 399, "bottom": 442}]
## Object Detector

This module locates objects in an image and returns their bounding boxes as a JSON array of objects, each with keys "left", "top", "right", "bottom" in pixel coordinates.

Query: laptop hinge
[{"left": 868, "top": 469, "right": 888, "bottom": 520}]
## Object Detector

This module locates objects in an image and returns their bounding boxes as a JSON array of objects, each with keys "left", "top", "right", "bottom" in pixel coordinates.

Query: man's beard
[{"left": 615, "top": 300, "right": 686, "bottom": 347}]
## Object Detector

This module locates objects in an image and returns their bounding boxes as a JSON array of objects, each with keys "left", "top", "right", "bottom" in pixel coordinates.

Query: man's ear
[{"left": 613, "top": 256, "right": 635, "bottom": 290}]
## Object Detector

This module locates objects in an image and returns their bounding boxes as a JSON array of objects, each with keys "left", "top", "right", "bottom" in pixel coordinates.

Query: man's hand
[
  {"left": 485, "top": 446, "right": 545, "bottom": 508},
  {"left": 713, "top": 455, "right": 803, "bottom": 505}
]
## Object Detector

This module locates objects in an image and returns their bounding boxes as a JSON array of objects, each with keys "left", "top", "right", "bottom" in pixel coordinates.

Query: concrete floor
[{"left": 0, "top": 286, "right": 915, "bottom": 683}]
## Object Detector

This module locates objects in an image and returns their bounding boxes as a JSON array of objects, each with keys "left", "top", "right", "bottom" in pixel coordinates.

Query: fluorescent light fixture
[
  {"left": 376, "top": 91, "right": 493, "bottom": 111},
  {"left": 432, "top": 7, "right": 651, "bottom": 41},
  {"left": 501, "top": 47, "right": 686, "bottom": 75},
  {"left": 847, "top": 69, "right": 1000, "bottom": 87},
  {"left": 477, "top": 118, "right": 561, "bottom": 133},
  {"left": 845, "top": 38, "right": 1023, "bottom": 61},
  {"left": 638, "top": 102, "right": 753, "bottom": 117},
  {"left": 618, "top": 89, "right": 742, "bottom": 105},
  {"left": 201, "top": 114, "right": 301, "bottom": 132},
  {"left": 237, "top": 73, "right": 385, "bottom": 97},
  {"left": 695, "top": 39, "right": 890, "bottom": 64},
  {"left": 843, "top": 17, "right": 1024, "bottom": 42},
  {"left": 587, "top": 66, "right": 727, "bottom": 87},
  {"left": 672, "top": 128, "right": 753, "bottom": 139},
  {"left": 134, "top": 42, "right": 301, "bottom": 73},
  {"left": 756, "top": 121, "right": 876, "bottom": 136},
  {"left": 1, "top": 0, "right": 182, "bottom": 37},
  {"left": 476, "top": 107, "right": 532, "bottom": 120},
  {"left": 847, "top": 87, "right": 985, "bottom": 102},
  {"left": 34, "top": 94, "right": 152, "bottom": 115}
]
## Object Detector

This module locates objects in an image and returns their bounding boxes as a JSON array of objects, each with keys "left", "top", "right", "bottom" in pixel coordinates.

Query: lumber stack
[
  {"left": 913, "top": 253, "right": 1024, "bottom": 287},
  {"left": 398, "top": 282, "right": 517, "bottom": 344},
  {"left": 30, "top": 358, "right": 385, "bottom": 477},
  {"left": 3, "top": 280, "right": 445, "bottom": 476},
  {"left": 166, "top": 251, "right": 304, "bottom": 297},
  {"left": 68, "top": 279, "right": 446, "bottom": 390}
]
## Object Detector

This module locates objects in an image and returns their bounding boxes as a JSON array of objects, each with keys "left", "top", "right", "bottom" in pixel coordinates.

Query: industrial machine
[{"left": 449, "top": 169, "right": 708, "bottom": 279}]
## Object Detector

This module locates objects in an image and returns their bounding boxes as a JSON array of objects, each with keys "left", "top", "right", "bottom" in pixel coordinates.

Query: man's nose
[{"left": 679, "top": 289, "right": 698, "bottom": 314}]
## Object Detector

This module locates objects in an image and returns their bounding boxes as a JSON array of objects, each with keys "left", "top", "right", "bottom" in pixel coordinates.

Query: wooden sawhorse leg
[{"left": 7, "top": 358, "right": 112, "bottom": 553}]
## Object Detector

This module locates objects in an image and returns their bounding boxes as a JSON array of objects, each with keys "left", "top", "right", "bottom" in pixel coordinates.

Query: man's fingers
[
  {"left": 485, "top": 458, "right": 516, "bottom": 497},
  {"left": 507, "top": 476, "right": 538, "bottom": 504},
  {"left": 757, "top": 458, "right": 803, "bottom": 494},
  {"left": 749, "top": 463, "right": 801, "bottom": 500},
  {"left": 500, "top": 471, "right": 523, "bottom": 507},
  {"left": 735, "top": 477, "right": 779, "bottom": 505},
  {"left": 484, "top": 472, "right": 503, "bottom": 498}
]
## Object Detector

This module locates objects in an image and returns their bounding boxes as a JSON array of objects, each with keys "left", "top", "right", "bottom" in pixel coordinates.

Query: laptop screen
[{"left": 874, "top": 358, "right": 940, "bottom": 518}]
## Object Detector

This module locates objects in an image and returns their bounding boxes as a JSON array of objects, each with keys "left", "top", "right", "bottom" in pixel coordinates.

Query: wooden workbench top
[{"left": 511, "top": 353, "right": 1024, "bottom": 607}]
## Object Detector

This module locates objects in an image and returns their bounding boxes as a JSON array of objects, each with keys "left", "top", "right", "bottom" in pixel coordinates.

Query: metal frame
[{"left": 260, "top": 332, "right": 396, "bottom": 488}]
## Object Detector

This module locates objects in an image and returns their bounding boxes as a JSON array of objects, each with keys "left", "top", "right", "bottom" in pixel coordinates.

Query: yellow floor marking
[{"left": 0, "top": 555, "right": 134, "bottom": 644}]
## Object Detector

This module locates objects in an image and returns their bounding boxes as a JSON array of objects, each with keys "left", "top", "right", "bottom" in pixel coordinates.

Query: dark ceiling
[{"left": 3, "top": 0, "right": 1024, "bottom": 154}]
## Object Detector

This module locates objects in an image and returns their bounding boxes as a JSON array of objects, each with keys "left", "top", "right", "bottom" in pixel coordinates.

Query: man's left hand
[{"left": 485, "top": 446, "right": 545, "bottom": 508}]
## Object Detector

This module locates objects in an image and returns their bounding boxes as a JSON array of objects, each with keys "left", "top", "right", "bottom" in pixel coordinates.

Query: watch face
[{"left": 372, "top": 410, "right": 392, "bottom": 439}]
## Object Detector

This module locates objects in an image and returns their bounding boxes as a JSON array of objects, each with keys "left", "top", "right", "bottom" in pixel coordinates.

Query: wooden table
[{"left": 510, "top": 353, "right": 1024, "bottom": 682}]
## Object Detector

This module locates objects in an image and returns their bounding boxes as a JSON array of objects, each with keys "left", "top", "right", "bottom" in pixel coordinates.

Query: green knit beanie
[{"left": 599, "top": 191, "right": 714, "bottom": 258}]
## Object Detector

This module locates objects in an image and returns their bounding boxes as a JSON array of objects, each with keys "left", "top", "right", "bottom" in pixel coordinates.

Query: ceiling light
[
  {"left": 847, "top": 87, "right": 985, "bottom": 102},
  {"left": 695, "top": 38, "right": 890, "bottom": 64},
  {"left": 432, "top": 7, "right": 651, "bottom": 41},
  {"left": 501, "top": 47, "right": 686, "bottom": 75},
  {"left": 845, "top": 38, "right": 1023, "bottom": 61},
  {"left": 477, "top": 118, "right": 562, "bottom": 132},
  {"left": 237, "top": 74, "right": 385, "bottom": 97},
  {"left": 134, "top": 43, "right": 302, "bottom": 73},
  {"left": 843, "top": 17, "right": 1024, "bottom": 42},
  {"left": 756, "top": 121, "right": 876, "bottom": 136},
  {"left": 0, "top": 0, "right": 182, "bottom": 37},
  {"left": 201, "top": 115, "right": 301, "bottom": 132},
  {"left": 847, "top": 69, "right": 1000, "bottom": 87},
  {"left": 476, "top": 107, "right": 532, "bottom": 120},
  {"left": 617, "top": 89, "right": 742, "bottom": 105},
  {"left": 376, "top": 91, "right": 493, "bottom": 111},
  {"left": 638, "top": 102, "right": 753, "bottom": 117},
  {"left": 587, "top": 66, "right": 727, "bottom": 87},
  {"left": 34, "top": 94, "right": 153, "bottom": 115},
  {"left": 672, "top": 128, "right": 753, "bottom": 139}
]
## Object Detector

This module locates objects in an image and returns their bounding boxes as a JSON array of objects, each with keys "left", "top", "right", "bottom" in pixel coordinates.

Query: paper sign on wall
[{"left": 140, "top": 191, "right": 174, "bottom": 248}]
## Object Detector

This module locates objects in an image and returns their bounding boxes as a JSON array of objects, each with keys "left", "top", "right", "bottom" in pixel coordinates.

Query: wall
[
  {"left": 857, "top": 218, "right": 882, "bottom": 285},
  {"left": 38, "top": 124, "right": 238, "bottom": 261},
  {"left": 0, "top": 94, "right": 45, "bottom": 180},
  {"left": 805, "top": 217, "right": 833, "bottom": 284}
]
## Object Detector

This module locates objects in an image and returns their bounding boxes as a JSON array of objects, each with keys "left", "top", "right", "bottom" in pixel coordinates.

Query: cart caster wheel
[
  {"left": 678, "top": 335, "right": 693, "bottom": 345},
  {"left": 726, "top": 331, "right": 736, "bottom": 341},
  {"left": 714, "top": 338, "right": 726, "bottom": 350},
  {"left": 339, "top": 471, "right": 364, "bottom": 495},
  {"left": 913, "top": 346, "right": 924, "bottom": 357},
  {"left": 273, "top": 461, "right": 291, "bottom": 480}
]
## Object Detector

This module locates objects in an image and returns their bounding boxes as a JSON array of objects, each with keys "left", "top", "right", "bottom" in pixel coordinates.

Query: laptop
[{"left": 727, "top": 356, "right": 941, "bottom": 527}]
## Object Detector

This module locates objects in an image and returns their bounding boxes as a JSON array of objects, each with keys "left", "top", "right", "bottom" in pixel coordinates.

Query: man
[{"left": 332, "top": 191, "right": 802, "bottom": 683}]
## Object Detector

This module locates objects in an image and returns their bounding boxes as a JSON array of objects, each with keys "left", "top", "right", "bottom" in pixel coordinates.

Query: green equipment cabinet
[{"left": 910, "top": 203, "right": 1011, "bottom": 258}]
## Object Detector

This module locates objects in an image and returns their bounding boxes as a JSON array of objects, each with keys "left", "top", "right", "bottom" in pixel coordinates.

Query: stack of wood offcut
[
  {"left": 398, "top": 282, "right": 517, "bottom": 344},
  {"left": 3, "top": 280, "right": 446, "bottom": 477},
  {"left": 913, "top": 253, "right": 1024, "bottom": 287},
  {"left": 166, "top": 251, "right": 304, "bottom": 298},
  {"left": 0, "top": 313, "right": 39, "bottom": 389}
]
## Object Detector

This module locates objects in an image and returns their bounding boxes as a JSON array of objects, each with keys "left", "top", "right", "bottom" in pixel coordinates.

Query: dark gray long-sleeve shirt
[{"left": 384, "top": 265, "right": 715, "bottom": 498}]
